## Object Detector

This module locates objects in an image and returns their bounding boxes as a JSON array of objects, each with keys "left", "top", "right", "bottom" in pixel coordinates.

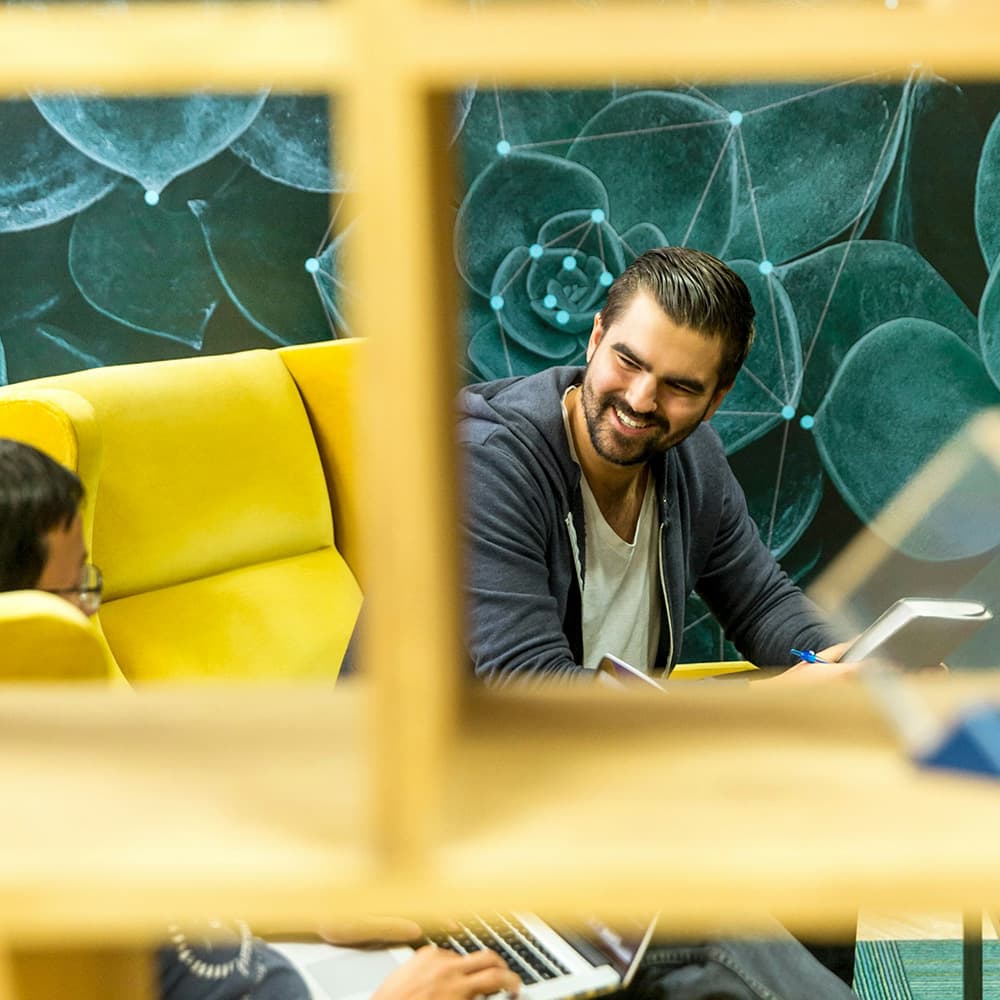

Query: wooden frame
[{"left": 0, "top": 1, "right": 999, "bottom": 995}]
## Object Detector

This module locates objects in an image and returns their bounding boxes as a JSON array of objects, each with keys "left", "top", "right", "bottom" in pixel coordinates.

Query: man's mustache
[{"left": 603, "top": 396, "right": 670, "bottom": 433}]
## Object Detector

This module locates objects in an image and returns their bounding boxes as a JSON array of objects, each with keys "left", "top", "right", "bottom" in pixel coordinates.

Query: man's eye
[
  {"left": 661, "top": 381, "right": 695, "bottom": 397},
  {"left": 618, "top": 354, "right": 639, "bottom": 369}
]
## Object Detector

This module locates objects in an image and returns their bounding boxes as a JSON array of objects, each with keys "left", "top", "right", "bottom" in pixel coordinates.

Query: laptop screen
[{"left": 560, "top": 915, "right": 659, "bottom": 983}]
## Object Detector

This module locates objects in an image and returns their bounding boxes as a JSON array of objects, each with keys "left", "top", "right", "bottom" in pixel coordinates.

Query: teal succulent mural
[
  {"left": 454, "top": 75, "right": 1000, "bottom": 661},
  {"left": 2, "top": 68, "right": 999, "bottom": 662}
]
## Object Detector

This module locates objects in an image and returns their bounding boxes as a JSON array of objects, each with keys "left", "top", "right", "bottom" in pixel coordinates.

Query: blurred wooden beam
[
  {"left": 0, "top": 3, "right": 351, "bottom": 95},
  {"left": 341, "top": 0, "right": 464, "bottom": 879},
  {"left": 0, "top": 0, "right": 999, "bottom": 98},
  {"left": 413, "top": 1, "right": 1000, "bottom": 84}
]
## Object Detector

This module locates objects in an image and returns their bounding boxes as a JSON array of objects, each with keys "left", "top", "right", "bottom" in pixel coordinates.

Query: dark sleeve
[
  {"left": 158, "top": 936, "right": 309, "bottom": 1000},
  {"left": 463, "top": 435, "right": 586, "bottom": 685},
  {"left": 694, "top": 453, "right": 838, "bottom": 668}
]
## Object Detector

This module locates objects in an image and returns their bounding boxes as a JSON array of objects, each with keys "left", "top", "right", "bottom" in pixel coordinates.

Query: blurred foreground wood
[{"left": 0, "top": 677, "right": 999, "bottom": 959}]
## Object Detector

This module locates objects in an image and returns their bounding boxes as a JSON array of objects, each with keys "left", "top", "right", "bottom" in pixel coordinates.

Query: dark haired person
[
  {"left": 459, "top": 247, "right": 859, "bottom": 988},
  {"left": 0, "top": 438, "right": 520, "bottom": 1000},
  {"left": 0, "top": 438, "right": 92, "bottom": 603},
  {"left": 461, "top": 246, "right": 853, "bottom": 683}
]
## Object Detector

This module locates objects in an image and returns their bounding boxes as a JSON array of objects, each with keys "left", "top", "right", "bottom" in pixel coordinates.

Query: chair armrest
[{"left": 0, "top": 591, "right": 115, "bottom": 682}]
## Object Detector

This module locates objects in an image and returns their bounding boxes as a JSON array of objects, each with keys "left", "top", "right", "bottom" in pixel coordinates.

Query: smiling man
[{"left": 460, "top": 246, "right": 848, "bottom": 684}]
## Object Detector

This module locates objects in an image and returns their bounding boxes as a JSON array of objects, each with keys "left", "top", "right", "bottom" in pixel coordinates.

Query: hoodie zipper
[
  {"left": 658, "top": 523, "right": 674, "bottom": 673},
  {"left": 565, "top": 511, "right": 584, "bottom": 591}
]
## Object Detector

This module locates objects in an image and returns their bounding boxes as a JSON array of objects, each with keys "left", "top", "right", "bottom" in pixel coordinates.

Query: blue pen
[{"left": 790, "top": 648, "right": 829, "bottom": 664}]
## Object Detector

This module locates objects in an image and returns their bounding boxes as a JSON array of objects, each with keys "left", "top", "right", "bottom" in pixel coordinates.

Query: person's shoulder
[
  {"left": 676, "top": 421, "right": 726, "bottom": 463},
  {"left": 458, "top": 366, "right": 580, "bottom": 446},
  {"left": 669, "top": 421, "right": 736, "bottom": 500}
]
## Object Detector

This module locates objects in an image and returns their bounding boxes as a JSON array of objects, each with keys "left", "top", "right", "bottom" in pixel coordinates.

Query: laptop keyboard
[{"left": 426, "top": 914, "right": 572, "bottom": 984}]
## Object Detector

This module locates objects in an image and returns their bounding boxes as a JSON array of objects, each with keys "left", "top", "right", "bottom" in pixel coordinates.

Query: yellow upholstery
[
  {"left": 0, "top": 591, "right": 115, "bottom": 681},
  {"left": 279, "top": 341, "right": 364, "bottom": 584},
  {"left": 0, "top": 341, "right": 364, "bottom": 684}
]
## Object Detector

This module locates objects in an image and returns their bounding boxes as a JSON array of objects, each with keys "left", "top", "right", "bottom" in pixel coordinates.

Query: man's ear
[
  {"left": 585, "top": 313, "right": 604, "bottom": 363},
  {"left": 702, "top": 382, "right": 732, "bottom": 423}
]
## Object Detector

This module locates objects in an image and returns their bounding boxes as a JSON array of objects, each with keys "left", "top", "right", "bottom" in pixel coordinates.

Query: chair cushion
[
  {"left": 22, "top": 350, "right": 334, "bottom": 601},
  {"left": 99, "top": 548, "right": 361, "bottom": 682}
]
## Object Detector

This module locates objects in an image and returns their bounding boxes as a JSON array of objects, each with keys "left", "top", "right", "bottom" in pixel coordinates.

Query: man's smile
[{"left": 610, "top": 402, "right": 660, "bottom": 433}]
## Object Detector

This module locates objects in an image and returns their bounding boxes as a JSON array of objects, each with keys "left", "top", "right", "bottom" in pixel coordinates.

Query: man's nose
[{"left": 624, "top": 373, "right": 657, "bottom": 413}]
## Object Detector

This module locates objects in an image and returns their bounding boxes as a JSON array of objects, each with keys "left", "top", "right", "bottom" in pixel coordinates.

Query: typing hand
[{"left": 370, "top": 945, "right": 521, "bottom": 1000}]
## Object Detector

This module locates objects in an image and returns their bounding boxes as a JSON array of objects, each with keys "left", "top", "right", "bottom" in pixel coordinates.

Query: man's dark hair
[
  {"left": 0, "top": 439, "right": 83, "bottom": 591},
  {"left": 599, "top": 246, "right": 756, "bottom": 389}
]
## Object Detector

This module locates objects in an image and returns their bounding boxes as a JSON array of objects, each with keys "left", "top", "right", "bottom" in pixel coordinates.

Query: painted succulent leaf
[
  {"left": 315, "top": 222, "right": 354, "bottom": 336},
  {"left": 873, "top": 78, "right": 987, "bottom": 312},
  {"left": 467, "top": 315, "right": 583, "bottom": 382},
  {"left": 711, "top": 260, "right": 801, "bottom": 455},
  {"left": 977, "top": 254, "right": 1000, "bottom": 392},
  {"left": 457, "top": 88, "right": 616, "bottom": 187},
  {"left": 231, "top": 95, "right": 347, "bottom": 194},
  {"left": 777, "top": 240, "right": 978, "bottom": 412},
  {"left": 681, "top": 590, "right": 741, "bottom": 664},
  {"left": 716, "top": 80, "right": 909, "bottom": 263},
  {"left": 618, "top": 222, "right": 668, "bottom": 261},
  {"left": 535, "top": 254, "right": 605, "bottom": 333},
  {"left": 536, "top": 210, "right": 627, "bottom": 278},
  {"left": 867, "top": 80, "right": 918, "bottom": 250},
  {"left": 567, "top": 91, "right": 736, "bottom": 254},
  {"left": 814, "top": 319, "right": 1000, "bottom": 560},
  {"left": 31, "top": 93, "right": 268, "bottom": 195},
  {"left": 190, "top": 168, "right": 334, "bottom": 345},
  {"left": 1, "top": 322, "right": 86, "bottom": 383},
  {"left": 38, "top": 315, "right": 199, "bottom": 370},
  {"left": 455, "top": 151, "right": 609, "bottom": 297},
  {"left": 976, "top": 112, "right": 1000, "bottom": 271},
  {"left": 0, "top": 219, "right": 74, "bottom": 332},
  {"left": 465, "top": 290, "right": 495, "bottom": 335},
  {"left": 199, "top": 295, "right": 283, "bottom": 357},
  {"left": 490, "top": 247, "right": 590, "bottom": 356},
  {"left": 0, "top": 99, "right": 118, "bottom": 232},
  {"left": 453, "top": 86, "right": 477, "bottom": 145},
  {"left": 156, "top": 149, "right": 247, "bottom": 212},
  {"left": 728, "top": 421, "right": 824, "bottom": 560},
  {"left": 69, "top": 181, "right": 222, "bottom": 347}
]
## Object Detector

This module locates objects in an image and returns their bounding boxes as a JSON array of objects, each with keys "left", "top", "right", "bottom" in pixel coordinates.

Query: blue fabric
[
  {"left": 157, "top": 935, "right": 309, "bottom": 1000},
  {"left": 632, "top": 931, "right": 859, "bottom": 1000}
]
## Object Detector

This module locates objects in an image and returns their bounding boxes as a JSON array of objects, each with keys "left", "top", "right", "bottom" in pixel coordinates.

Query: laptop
[{"left": 272, "top": 912, "right": 659, "bottom": 1000}]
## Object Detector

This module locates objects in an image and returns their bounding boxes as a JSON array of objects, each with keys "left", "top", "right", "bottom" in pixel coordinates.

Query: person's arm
[
  {"left": 768, "top": 640, "right": 862, "bottom": 683},
  {"left": 463, "top": 436, "right": 585, "bottom": 684},
  {"left": 371, "top": 947, "right": 520, "bottom": 1000},
  {"left": 694, "top": 446, "right": 837, "bottom": 669}
]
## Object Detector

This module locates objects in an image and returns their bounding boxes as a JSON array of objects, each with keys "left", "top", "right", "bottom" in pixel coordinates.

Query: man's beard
[{"left": 579, "top": 375, "right": 706, "bottom": 467}]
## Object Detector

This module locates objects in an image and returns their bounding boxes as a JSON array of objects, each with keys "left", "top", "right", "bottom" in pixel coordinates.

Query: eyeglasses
[{"left": 45, "top": 563, "right": 103, "bottom": 616}]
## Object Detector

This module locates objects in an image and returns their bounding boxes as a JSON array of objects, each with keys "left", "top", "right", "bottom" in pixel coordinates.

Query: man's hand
[
  {"left": 370, "top": 946, "right": 521, "bottom": 1000},
  {"left": 771, "top": 641, "right": 861, "bottom": 684}
]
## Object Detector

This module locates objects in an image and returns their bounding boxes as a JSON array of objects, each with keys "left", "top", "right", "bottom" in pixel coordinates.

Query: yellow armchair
[
  {"left": 0, "top": 340, "right": 364, "bottom": 684},
  {"left": 0, "top": 591, "right": 114, "bottom": 681}
]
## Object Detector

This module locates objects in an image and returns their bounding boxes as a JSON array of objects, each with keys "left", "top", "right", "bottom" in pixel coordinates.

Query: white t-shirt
[{"left": 562, "top": 391, "right": 661, "bottom": 672}]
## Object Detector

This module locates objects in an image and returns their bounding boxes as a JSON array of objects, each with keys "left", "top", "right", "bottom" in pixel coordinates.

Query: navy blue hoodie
[{"left": 459, "top": 366, "right": 835, "bottom": 683}]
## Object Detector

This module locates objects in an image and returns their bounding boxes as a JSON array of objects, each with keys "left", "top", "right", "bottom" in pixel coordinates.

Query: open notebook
[{"left": 272, "top": 913, "right": 659, "bottom": 1000}]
